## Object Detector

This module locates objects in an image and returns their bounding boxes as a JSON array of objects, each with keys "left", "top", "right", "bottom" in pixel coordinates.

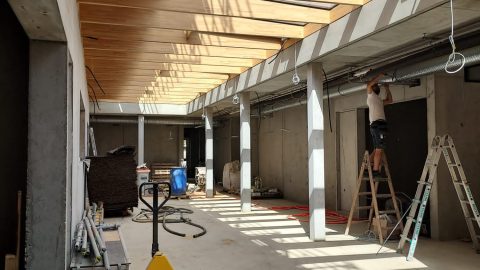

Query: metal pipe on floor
[{"left": 84, "top": 218, "right": 102, "bottom": 263}]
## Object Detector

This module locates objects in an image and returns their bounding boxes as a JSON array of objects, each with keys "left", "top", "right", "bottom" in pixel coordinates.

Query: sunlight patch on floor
[
  {"left": 228, "top": 220, "right": 302, "bottom": 229},
  {"left": 276, "top": 244, "right": 394, "bottom": 259},
  {"left": 218, "top": 215, "right": 290, "bottom": 222},
  {"left": 298, "top": 257, "right": 428, "bottom": 270}
]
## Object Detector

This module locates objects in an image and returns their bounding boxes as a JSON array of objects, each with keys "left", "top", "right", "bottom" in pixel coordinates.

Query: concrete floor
[{"left": 106, "top": 192, "right": 480, "bottom": 270}]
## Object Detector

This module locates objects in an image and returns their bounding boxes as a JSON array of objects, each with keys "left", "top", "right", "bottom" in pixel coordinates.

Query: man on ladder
[{"left": 367, "top": 73, "right": 392, "bottom": 177}]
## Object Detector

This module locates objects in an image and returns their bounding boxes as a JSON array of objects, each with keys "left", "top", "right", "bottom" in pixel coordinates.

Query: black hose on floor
[{"left": 132, "top": 206, "right": 207, "bottom": 238}]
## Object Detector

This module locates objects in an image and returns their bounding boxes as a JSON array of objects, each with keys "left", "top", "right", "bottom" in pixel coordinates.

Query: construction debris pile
[
  {"left": 87, "top": 150, "right": 137, "bottom": 211},
  {"left": 72, "top": 202, "right": 119, "bottom": 269}
]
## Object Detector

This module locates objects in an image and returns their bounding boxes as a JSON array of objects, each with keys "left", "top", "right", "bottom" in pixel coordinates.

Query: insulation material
[
  {"left": 222, "top": 160, "right": 240, "bottom": 193},
  {"left": 87, "top": 154, "right": 138, "bottom": 211}
]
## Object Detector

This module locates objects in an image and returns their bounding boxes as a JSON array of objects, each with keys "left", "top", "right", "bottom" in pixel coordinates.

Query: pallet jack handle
[{"left": 139, "top": 182, "right": 171, "bottom": 257}]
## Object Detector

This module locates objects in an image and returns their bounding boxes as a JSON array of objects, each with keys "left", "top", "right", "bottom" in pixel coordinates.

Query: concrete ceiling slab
[{"left": 8, "top": 0, "right": 66, "bottom": 41}]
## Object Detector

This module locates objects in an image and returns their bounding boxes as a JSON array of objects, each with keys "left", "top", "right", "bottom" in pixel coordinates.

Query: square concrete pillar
[
  {"left": 138, "top": 115, "right": 145, "bottom": 165},
  {"left": 240, "top": 93, "right": 251, "bottom": 212},
  {"left": 205, "top": 107, "right": 214, "bottom": 198},
  {"left": 307, "top": 63, "right": 326, "bottom": 241},
  {"left": 26, "top": 40, "right": 71, "bottom": 269}
]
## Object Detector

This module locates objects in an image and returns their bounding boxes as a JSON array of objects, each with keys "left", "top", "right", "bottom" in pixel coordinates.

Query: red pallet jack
[{"left": 139, "top": 182, "right": 174, "bottom": 270}]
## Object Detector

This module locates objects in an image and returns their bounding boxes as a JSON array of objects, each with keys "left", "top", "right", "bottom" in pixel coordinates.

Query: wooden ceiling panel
[
  {"left": 78, "top": 0, "right": 331, "bottom": 24},
  {"left": 79, "top": 3, "right": 305, "bottom": 38},
  {"left": 80, "top": 0, "right": 368, "bottom": 104},
  {"left": 85, "top": 59, "right": 247, "bottom": 74},
  {"left": 83, "top": 38, "right": 270, "bottom": 59},
  {"left": 84, "top": 49, "right": 256, "bottom": 67}
]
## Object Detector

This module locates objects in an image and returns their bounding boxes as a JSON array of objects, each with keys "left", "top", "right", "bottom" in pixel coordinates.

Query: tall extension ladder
[
  {"left": 345, "top": 151, "right": 403, "bottom": 244},
  {"left": 89, "top": 126, "right": 98, "bottom": 157},
  {"left": 398, "top": 135, "right": 480, "bottom": 260}
]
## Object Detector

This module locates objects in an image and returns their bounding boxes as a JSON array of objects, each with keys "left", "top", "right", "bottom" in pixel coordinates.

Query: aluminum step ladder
[
  {"left": 89, "top": 126, "right": 98, "bottom": 157},
  {"left": 397, "top": 135, "right": 480, "bottom": 261},
  {"left": 345, "top": 151, "right": 403, "bottom": 244}
]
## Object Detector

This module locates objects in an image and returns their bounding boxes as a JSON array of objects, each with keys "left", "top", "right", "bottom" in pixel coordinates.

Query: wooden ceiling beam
[
  {"left": 85, "top": 59, "right": 247, "bottom": 74},
  {"left": 307, "top": 0, "right": 367, "bottom": 4},
  {"left": 158, "top": 71, "right": 228, "bottom": 80},
  {"left": 90, "top": 80, "right": 219, "bottom": 89},
  {"left": 81, "top": 23, "right": 281, "bottom": 50},
  {"left": 79, "top": 3, "right": 305, "bottom": 38},
  {"left": 88, "top": 76, "right": 225, "bottom": 85},
  {"left": 83, "top": 38, "right": 270, "bottom": 59},
  {"left": 78, "top": 0, "right": 330, "bottom": 24},
  {"left": 84, "top": 49, "right": 255, "bottom": 67}
]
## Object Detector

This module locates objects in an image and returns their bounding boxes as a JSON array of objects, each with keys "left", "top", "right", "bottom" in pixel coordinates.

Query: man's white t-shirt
[{"left": 367, "top": 93, "right": 386, "bottom": 124}]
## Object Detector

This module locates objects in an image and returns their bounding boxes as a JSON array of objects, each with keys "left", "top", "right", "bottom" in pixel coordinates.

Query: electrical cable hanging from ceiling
[
  {"left": 322, "top": 68, "right": 333, "bottom": 133},
  {"left": 444, "top": 0, "right": 465, "bottom": 74},
  {"left": 268, "top": 39, "right": 287, "bottom": 64},
  {"left": 85, "top": 65, "right": 106, "bottom": 94},
  {"left": 87, "top": 82, "right": 101, "bottom": 111}
]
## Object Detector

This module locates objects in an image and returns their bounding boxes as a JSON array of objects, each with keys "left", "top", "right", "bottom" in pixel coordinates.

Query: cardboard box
[{"left": 372, "top": 216, "right": 401, "bottom": 239}]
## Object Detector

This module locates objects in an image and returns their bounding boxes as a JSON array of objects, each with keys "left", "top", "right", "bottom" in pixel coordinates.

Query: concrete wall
[
  {"left": 0, "top": 2, "right": 29, "bottom": 267},
  {"left": 429, "top": 72, "right": 480, "bottom": 240},
  {"left": 92, "top": 122, "right": 181, "bottom": 165},
  {"left": 258, "top": 106, "right": 309, "bottom": 204}
]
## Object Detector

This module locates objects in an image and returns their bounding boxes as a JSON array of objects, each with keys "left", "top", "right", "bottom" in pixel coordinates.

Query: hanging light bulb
[{"left": 232, "top": 94, "right": 240, "bottom": 105}]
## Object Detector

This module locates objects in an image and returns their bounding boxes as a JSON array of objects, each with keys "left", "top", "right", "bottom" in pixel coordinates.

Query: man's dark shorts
[{"left": 370, "top": 120, "right": 388, "bottom": 149}]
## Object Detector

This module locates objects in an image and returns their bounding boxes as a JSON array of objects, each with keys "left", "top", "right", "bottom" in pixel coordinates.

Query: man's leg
[{"left": 373, "top": 148, "right": 382, "bottom": 172}]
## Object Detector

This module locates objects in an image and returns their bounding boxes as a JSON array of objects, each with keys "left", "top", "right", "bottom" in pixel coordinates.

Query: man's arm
[
  {"left": 367, "top": 73, "right": 384, "bottom": 94},
  {"left": 383, "top": 83, "right": 393, "bottom": 105}
]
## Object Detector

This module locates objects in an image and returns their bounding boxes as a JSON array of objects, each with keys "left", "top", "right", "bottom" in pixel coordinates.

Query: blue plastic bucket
[{"left": 170, "top": 167, "right": 187, "bottom": 196}]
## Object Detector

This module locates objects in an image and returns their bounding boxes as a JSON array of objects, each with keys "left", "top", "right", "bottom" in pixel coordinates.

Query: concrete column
[
  {"left": 240, "top": 93, "right": 251, "bottom": 212},
  {"left": 26, "top": 40, "right": 70, "bottom": 269},
  {"left": 205, "top": 107, "right": 214, "bottom": 198},
  {"left": 307, "top": 63, "right": 326, "bottom": 241},
  {"left": 138, "top": 115, "right": 144, "bottom": 165}
]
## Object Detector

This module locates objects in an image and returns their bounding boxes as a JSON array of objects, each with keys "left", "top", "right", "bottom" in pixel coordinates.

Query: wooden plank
[
  {"left": 84, "top": 49, "right": 255, "bottom": 67},
  {"left": 308, "top": 0, "right": 366, "bottom": 4},
  {"left": 330, "top": 4, "right": 363, "bottom": 22},
  {"left": 85, "top": 59, "right": 247, "bottom": 74},
  {"left": 78, "top": 0, "right": 331, "bottom": 23},
  {"left": 92, "top": 86, "right": 211, "bottom": 93},
  {"left": 81, "top": 23, "right": 281, "bottom": 50},
  {"left": 89, "top": 80, "right": 219, "bottom": 89},
  {"left": 79, "top": 3, "right": 305, "bottom": 38},
  {"left": 83, "top": 38, "right": 270, "bottom": 59},
  {"left": 158, "top": 71, "right": 228, "bottom": 80},
  {"left": 187, "top": 32, "right": 281, "bottom": 50},
  {"left": 88, "top": 76, "right": 225, "bottom": 85}
]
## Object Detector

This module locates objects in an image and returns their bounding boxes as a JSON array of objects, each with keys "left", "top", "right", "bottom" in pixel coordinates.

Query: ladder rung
[
  {"left": 447, "top": 163, "right": 461, "bottom": 167},
  {"left": 454, "top": 182, "right": 469, "bottom": 186},
  {"left": 362, "top": 177, "right": 389, "bottom": 182},
  {"left": 357, "top": 206, "right": 372, "bottom": 210},
  {"left": 376, "top": 194, "right": 392, "bottom": 198},
  {"left": 417, "top": 181, "right": 432, "bottom": 186},
  {"left": 358, "top": 192, "right": 372, "bottom": 196},
  {"left": 460, "top": 200, "right": 471, "bottom": 204},
  {"left": 379, "top": 210, "right": 397, "bottom": 214},
  {"left": 406, "top": 216, "right": 417, "bottom": 223},
  {"left": 400, "top": 234, "right": 412, "bottom": 242},
  {"left": 467, "top": 217, "right": 479, "bottom": 222}
]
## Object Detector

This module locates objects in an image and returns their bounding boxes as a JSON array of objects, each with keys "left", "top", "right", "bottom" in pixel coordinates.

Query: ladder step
[
  {"left": 363, "top": 178, "right": 389, "bottom": 182},
  {"left": 379, "top": 210, "right": 397, "bottom": 214},
  {"left": 400, "top": 234, "right": 412, "bottom": 242},
  {"left": 447, "top": 163, "right": 461, "bottom": 167},
  {"left": 376, "top": 194, "right": 393, "bottom": 198},
  {"left": 406, "top": 216, "right": 417, "bottom": 223},
  {"left": 454, "top": 182, "right": 469, "bottom": 186},
  {"left": 357, "top": 206, "right": 372, "bottom": 210},
  {"left": 358, "top": 192, "right": 372, "bottom": 196},
  {"left": 460, "top": 200, "right": 471, "bottom": 204},
  {"left": 417, "top": 181, "right": 432, "bottom": 186}
]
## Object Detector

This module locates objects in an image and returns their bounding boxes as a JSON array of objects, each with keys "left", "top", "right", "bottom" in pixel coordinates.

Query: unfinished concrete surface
[{"left": 108, "top": 193, "right": 480, "bottom": 270}]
